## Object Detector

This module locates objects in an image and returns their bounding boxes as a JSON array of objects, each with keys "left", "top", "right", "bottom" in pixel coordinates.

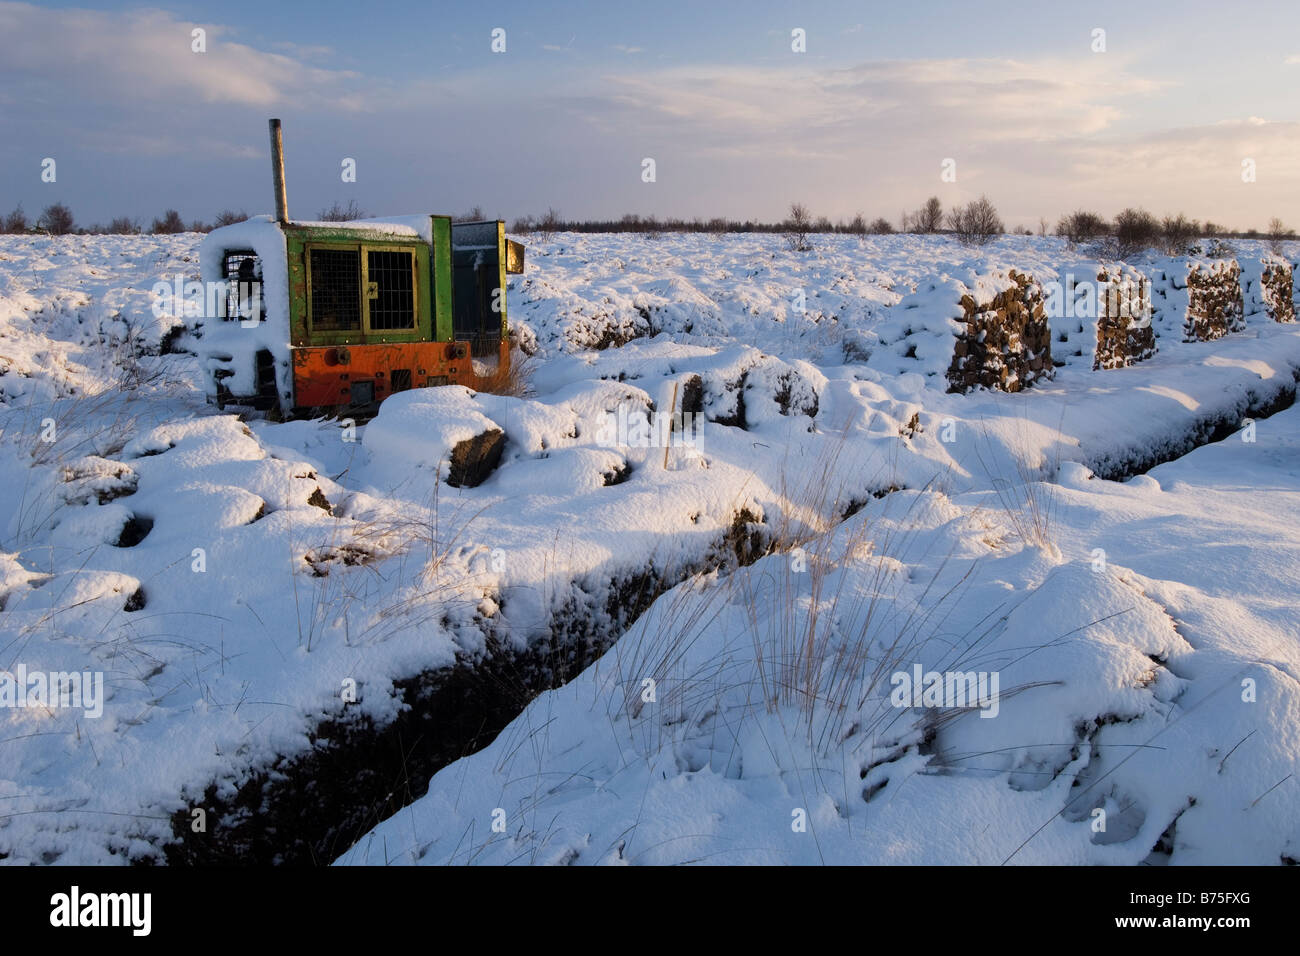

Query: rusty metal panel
[{"left": 505, "top": 238, "right": 525, "bottom": 275}]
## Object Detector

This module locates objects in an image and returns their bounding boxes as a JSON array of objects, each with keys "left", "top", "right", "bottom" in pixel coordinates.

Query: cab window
[{"left": 306, "top": 242, "right": 418, "bottom": 335}]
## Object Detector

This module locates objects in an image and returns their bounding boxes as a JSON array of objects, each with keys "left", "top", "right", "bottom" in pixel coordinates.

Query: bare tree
[
  {"left": 1, "top": 205, "right": 27, "bottom": 233},
  {"left": 107, "top": 216, "right": 141, "bottom": 234},
  {"left": 37, "top": 202, "right": 76, "bottom": 235},
  {"left": 1160, "top": 213, "right": 1199, "bottom": 255},
  {"left": 151, "top": 209, "right": 186, "bottom": 234},
  {"left": 534, "top": 207, "right": 563, "bottom": 238},
  {"left": 947, "top": 195, "right": 1003, "bottom": 246},
  {"left": 785, "top": 202, "right": 813, "bottom": 251},
  {"left": 916, "top": 196, "right": 943, "bottom": 233},
  {"left": 213, "top": 210, "right": 249, "bottom": 228},
  {"left": 1056, "top": 209, "right": 1109, "bottom": 245},
  {"left": 868, "top": 217, "right": 894, "bottom": 234},
  {"left": 1108, "top": 207, "right": 1161, "bottom": 259},
  {"left": 318, "top": 199, "right": 368, "bottom": 222},
  {"left": 1267, "top": 217, "right": 1288, "bottom": 254}
]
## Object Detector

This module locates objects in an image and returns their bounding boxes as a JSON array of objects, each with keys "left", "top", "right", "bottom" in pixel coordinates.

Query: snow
[
  {"left": 339, "top": 405, "right": 1300, "bottom": 865},
  {"left": 362, "top": 386, "right": 502, "bottom": 488},
  {"left": 197, "top": 217, "right": 290, "bottom": 408},
  {"left": 0, "top": 229, "right": 1297, "bottom": 865}
]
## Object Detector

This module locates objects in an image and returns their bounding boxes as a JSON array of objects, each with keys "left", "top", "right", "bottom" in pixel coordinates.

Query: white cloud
[
  {"left": 558, "top": 57, "right": 1295, "bottom": 224},
  {"left": 583, "top": 57, "right": 1164, "bottom": 162},
  {"left": 270, "top": 40, "right": 337, "bottom": 62},
  {"left": 0, "top": 1, "right": 371, "bottom": 110}
]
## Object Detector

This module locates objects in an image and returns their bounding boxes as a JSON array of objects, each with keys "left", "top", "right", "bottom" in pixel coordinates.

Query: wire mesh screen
[
  {"left": 310, "top": 248, "right": 361, "bottom": 331},
  {"left": 366, "top": 250, "right": 416, "bottom": 330},
  {"left": 223, "top": 252, "right": 258, "bottom": 278},
  {"left": 222, "top": 252, "right": 260, "bottom": 322},
  {"left": 468, "top": 333, "right": 502, "bottom": 358}
]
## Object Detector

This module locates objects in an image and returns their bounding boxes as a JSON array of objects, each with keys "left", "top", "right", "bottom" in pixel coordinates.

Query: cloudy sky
[{"left": 3, "top": 0, "right": 1298, "bottom": 230}]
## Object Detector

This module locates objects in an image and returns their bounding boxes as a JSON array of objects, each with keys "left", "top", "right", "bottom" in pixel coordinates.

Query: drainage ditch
[
  {"left": 158, "top": 509, "right": 768, "bottom": 865},
  {"left": 1082, "top": 370, "right": 1298, "bottom": 481}
]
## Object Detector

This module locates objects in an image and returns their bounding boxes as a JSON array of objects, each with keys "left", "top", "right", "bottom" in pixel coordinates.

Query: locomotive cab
[{"left": 196, "top": 214, "right": 524, "bottom": 417}]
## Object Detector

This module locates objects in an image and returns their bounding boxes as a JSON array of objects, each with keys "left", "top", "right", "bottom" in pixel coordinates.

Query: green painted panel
[
  {"left": 288, "top": 234, "right": 309, "bottom": 346},
  {"left": 431, "top": 215, "right": 454, "bottom": 342},
  {"left": 285, "top": 224, "right": 432, "bottom": 347}
]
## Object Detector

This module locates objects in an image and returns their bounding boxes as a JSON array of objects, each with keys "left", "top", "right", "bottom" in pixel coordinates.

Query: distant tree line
[
  {"left": 1057, "top": 208, "right": 1295, "bottom": 256},
  {"left": 510, "top": 198, "right": 1007, "bottom": 248},
  {"left": 0, "top": 199, "right": 500, "bottom": 234},
  {"left": 0, "top": 202, "right": 254, "bottom": 235},
  {"left": 509, "top": 207, "right": 897, "bottom": 239},
  {"left": 506, "top": 197, "right": 1295, "bottom": 257},
  {"left": 3, "top": 198, "right": 1294, "bottom": 256}
]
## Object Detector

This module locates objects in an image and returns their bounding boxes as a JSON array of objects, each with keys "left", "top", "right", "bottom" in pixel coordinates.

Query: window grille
[
  {"left": 366, "top": 249, "right": 416, "bottom": 330},
  {"left": 309, "top": 247, "right": 362, "bottom": 331},
  {"left": 222, "top": 251, "right": 261, "bottom": 322}
]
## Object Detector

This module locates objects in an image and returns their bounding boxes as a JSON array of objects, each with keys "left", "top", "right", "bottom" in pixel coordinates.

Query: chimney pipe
[{"left": 268, "top": 118, "right": 288, "bottom": 224}]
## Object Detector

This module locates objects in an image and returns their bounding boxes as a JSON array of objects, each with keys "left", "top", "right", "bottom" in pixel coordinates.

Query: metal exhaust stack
[{"left": 268, "top": 118, "right": 288, "bottom": 224}]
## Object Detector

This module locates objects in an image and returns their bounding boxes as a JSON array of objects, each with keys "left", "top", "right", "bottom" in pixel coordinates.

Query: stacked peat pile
[
  {"left": 1260, "top": 258, "right": 1295, "bottom": 323},
  {"left": 1183, "top": 260, "right": 1244, "bottom": 342},
  {"left": 1094, "top": 266, "right": 1157, "bottom": 370},
  {"left": 947, "top": 269, "right": 1053, "bottom": 393}
]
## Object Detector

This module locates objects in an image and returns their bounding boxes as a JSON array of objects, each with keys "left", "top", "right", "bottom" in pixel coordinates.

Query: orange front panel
[{"left": 291, "top": 340, "right": 509, "bottom": 409}]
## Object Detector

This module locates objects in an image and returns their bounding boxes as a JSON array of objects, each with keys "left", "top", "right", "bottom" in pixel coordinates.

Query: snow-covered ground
[
  {"left": 1, "top": 230, "right": 1297, "bottom": 865},
  {"left": 340, "top": 403, "right": 1300, "bottom": 865}
]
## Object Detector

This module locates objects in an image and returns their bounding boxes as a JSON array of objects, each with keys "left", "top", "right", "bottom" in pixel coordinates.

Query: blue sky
[{"left": 4, "top": 0, "right": 1299, "bottom": 229}]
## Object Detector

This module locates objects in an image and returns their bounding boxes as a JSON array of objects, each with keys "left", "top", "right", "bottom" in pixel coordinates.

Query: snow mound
[{"left": 339, "top": 410, "right": 1300, "bottom": 865}]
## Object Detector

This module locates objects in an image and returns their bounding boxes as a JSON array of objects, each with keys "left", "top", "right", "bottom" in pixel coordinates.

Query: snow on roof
[{"left": 202, "top": 213, "right": 437, "bottom": 248}]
